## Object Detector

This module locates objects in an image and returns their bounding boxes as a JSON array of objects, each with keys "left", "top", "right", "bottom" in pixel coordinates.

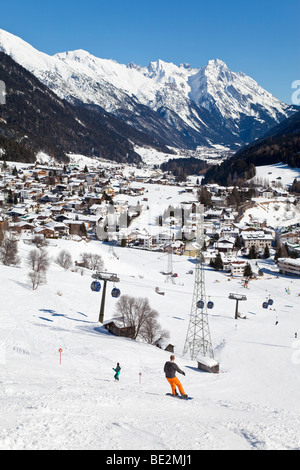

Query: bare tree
[
  {"left": 0, "top": 227, "right": 4, "bottom": 246},
  {"left": 32, "top": 235, "right": 48, "bottom": 248},
  {"left": 27, "top": 248, "right": 50, "bottom": 290},
  {"left": 79, "top": 252, "right": 104, "bottom": 271},
  {"left": 27, "top": 248, "right": 50, "bottom": 272},
  {"left": 56, "top": 249, "right": 72, "bottom": 270},
  {"left": 28, "top": 270, "right": 43, "bottom": 290},
  {"left": 27, "top": 249, "right": 40, "bottom": 271},
  {"left": 115, "top": 295, "right": 169, "bottom": 344},
  {"left": 140, "top": 314, "right": 170, "bottom": 345},
  {"left": 0, "top": 234, "right": 20, "bottom": 266}
]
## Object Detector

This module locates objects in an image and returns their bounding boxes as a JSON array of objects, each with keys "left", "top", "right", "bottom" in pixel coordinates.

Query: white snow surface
[
  {"left": 251, "top": 163, "right": 300, "bottom": 188},
  {"left": 1, "top": 179, "right": 300, "bottom": 450}
]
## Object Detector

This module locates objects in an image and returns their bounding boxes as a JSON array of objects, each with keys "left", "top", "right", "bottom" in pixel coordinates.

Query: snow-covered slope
[
  {"left": 1, "top": 176, "right": 300, "bottom": 450},
  {"left": 1, "top": 235, "right": 300, "bottom": 450},
  {"left": 0, "top": 29, "right": 294, "bottom": 152}
]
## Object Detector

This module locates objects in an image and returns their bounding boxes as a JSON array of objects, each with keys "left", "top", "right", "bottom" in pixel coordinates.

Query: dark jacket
[{"left": 164, "top": 361, "right": 184, "bottom": 378}]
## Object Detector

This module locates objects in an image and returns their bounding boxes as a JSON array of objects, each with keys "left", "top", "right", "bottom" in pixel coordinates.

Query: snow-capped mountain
[{"left": 0, "top": 28, "right": 295, "bottom": 152}]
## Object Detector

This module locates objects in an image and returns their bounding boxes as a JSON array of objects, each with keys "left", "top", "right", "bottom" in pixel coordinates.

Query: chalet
[
  {"left": 229, "top": 260, "right": 247, "bottom": 276},
  {"left": 274, "top": 188, "right": 289, "bottom": 198},
  {"left": 127, "top": 183, "right": 145, "bottom": 196},
  {"left": 163, "top": 240, "right": 184, "bottom": 254},
  {"left": 257, "top": 188, "right": 273, "bottom": 199},
  {"left": 8, "top": 206, "right": 27, "bottom": 220},
  {"left": 183, "top": 241, "right": 201, "bottom": 257},
  {"left": 89, "top": 203, "right": 106, "bottom": 215},
  {"left": 241, "top": 231, "right": 273, "bottom": 250},
  {"left": 65, "top": 220, "right": 87, "bottom": 237},
  {"left": 276, "top": 230, "right": 300, "bottom": 246},
  {"left": 84, "top": 194, "right": 105, "bottom": 206},
  {"left": 14, "top": 221, "right": 35, "bottom": 232},
  {"left": 45, "top": 221, "right": 69, "bottom": 237},
  {"left": 54, "top": 184, "right": 68, "bottom": 193},
  {"left": 205, "top": 209, "right": 224, "bottom": 220},
  {"left": 155, "top": 229, "right": 173, "bottom": 245},
  {"left": 202, "top": 249, "right": 218, "bottom": 265},
  {"left": 219, "top": 227, "right": 240, "bottom": 239},
  {"left": 39, "top": 193, "right": 60, "bottom": 203},
  {"left": 211, "top": 196, "right": 226, "bottom": 208},
  {"left": 139, "top": 233, "right": 154, "bottom": 250},
  {"left": 34, "top": 225, "right": 56, "bottom": 238},
  {"left": 277, "top": 258, "right": 300, "bottom": 276},
  {"left": 85, "top": 174, "right": 97, "bottom": 186},
  {"left": 155, "top": 340, "right": 175, "bottom": 353},
  {"left": 213, "top": 237, "right": 235, "bottom": 253},
  {"left": 103, "top": 319, "right": 135, "bottom": 338}
]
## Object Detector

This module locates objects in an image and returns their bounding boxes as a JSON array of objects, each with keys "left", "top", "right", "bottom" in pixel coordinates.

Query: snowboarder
[
  {"left": 164, "top": 355, "right": 187, "bottom": 399},
  {"left": 113, "top": 363, "right": 121, "bottom": 381}
]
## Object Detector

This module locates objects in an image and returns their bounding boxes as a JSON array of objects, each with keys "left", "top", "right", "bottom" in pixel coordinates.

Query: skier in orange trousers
[{"left": 164, "top": 355, "right": 187, "bottom": 399}]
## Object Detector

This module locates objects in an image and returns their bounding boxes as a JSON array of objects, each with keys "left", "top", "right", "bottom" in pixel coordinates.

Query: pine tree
[
  {"left": 264, "top": 245, "right": 270, "bottom": 259},
  {"left": 244, "top": 263, "right": 253, "bottom": 278},
  {"left": 248, "top": 245, "right": 258, "bottom": 259},
  {"left": 214, "top": 253, "right": 223, "bottom": 271}
]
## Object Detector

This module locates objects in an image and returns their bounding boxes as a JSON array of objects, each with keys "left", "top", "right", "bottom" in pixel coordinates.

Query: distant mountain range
[
  {"left": 0, "top": 28, "right": 297, "bottom": 159},
  {"left": 0, "top": 51, "right": 176, "bottom": 164}
]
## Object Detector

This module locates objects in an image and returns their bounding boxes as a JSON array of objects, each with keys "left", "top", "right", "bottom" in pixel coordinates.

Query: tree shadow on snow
[{"left": 38, "top": 308, "right": 93, "bottom": 324}]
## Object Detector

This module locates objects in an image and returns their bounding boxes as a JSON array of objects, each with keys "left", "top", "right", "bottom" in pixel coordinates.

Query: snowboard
[{"left": 166, "top": 393, "right": 193, "bottom": 400}]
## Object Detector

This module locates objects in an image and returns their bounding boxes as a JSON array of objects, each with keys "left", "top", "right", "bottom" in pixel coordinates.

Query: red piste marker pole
[
  {"left": 139, "top": 372, "right": 142, "bottom": 385},
  {"left": 58, "top": 348, "right": 63, "bottom": 365}
]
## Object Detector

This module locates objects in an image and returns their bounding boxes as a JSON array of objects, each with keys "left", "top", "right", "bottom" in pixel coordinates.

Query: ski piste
[{"left": 166, "top": 393, "right": 193, "bottom": 400}]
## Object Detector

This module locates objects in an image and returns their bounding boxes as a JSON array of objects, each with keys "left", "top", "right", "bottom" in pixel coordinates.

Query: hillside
[
  {"left": 1, "top": 173, "right": 300, "bottom": 449},
  {"left": 0, "top": 52, "right": 171, "bottom": 164},
  {"left": 203, "top": 110, "right": 300, "bottom": 186}
]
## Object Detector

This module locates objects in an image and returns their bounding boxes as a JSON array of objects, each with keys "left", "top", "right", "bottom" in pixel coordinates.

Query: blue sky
[{"left": 1, "top": 0, "right": 299, "bottom": 103}]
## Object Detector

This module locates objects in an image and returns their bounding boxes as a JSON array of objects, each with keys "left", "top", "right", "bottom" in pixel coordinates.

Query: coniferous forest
[
  {"left": 203, "top": 109, "right": 300, "bottom": 185},
  {"left": 0, "top": 52, "right": 169, "bottom": 164}
]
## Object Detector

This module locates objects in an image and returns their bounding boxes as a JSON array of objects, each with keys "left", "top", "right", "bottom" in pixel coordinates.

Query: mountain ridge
[
  {"left": 0, "top": 28, "right": 296, "bottom": 153},
  {"left": 0, "top": 51, "right": 174, "bottom": 164}
]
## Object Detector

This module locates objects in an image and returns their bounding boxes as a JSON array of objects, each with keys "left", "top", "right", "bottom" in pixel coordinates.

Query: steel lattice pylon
[
  {"left": 165, "top": 250, "right": 175, "bottom": 284},
  {"left": 183, "top": 205, "right": 214, "bottom": 360}
]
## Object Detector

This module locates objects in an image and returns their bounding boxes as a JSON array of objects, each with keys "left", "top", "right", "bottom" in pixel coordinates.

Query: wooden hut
[
  {"left": 197, "top": 355, "right": 219, "bottom": 374},
  {"left": 103, "top": 319, "right": 135, "bottom": 339}
]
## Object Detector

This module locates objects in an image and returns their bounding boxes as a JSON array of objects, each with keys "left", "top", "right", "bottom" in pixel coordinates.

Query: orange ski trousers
[{"left": 167, "top": 377, "right": 185, "bottom": 395}]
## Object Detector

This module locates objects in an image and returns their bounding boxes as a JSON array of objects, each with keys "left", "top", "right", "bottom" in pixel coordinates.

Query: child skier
[{"left": 113, "top": 363, "right": 121, "bottom": 381}]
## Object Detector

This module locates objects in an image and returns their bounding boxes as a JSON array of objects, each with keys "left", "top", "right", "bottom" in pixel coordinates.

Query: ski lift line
[
  {"left": 114, "top": 279, "right": 285, "bottom": 301},
  {"left": 120, "top": 280, "right": 275, "bottom": 300},
  {"left": 120, "top": 278, "right": 193, "bottom": 295},
  {"left": 245, "top": 279, "right": 299, "bottom": 305}
]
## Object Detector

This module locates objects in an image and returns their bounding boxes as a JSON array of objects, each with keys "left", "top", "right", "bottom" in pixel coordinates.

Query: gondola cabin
[
  {"left": 197, "top": 300, "right": 205, "bottom": 309},
  {"left": 91, "top": 281, "right": 101, "bottom": 292},
  {"left": 111, "top": 288, "right": 121, "bottom": 298}
]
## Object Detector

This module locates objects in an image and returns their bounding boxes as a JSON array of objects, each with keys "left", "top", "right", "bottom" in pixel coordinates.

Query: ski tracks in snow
[{"left": 1, "top": 370, "right": 300, "bottom": 449}]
